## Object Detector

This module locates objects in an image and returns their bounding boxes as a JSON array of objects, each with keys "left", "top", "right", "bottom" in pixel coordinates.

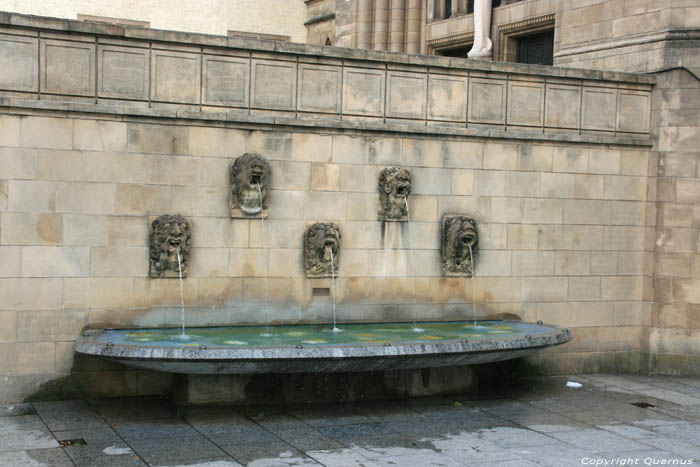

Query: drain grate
[
  {"left": 630, "top": 402, "right": 655, "bottom": 408},
  {"left": 59, "top": 439, "right": 87, "bottom": 447}
]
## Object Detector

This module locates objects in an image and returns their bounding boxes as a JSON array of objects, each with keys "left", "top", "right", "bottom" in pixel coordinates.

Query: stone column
[
  {"left": 374, "top": 0, "right": 389, "bottom": 50},
  {"left": 456, "top": 0, "right": 468, "bottom": 15},
  {"left": 357, "top": 0, "right": 373, "bottom": 49},
  {"left": 406, "top": 0, "right": 422, "bottom": 53},
  {"left": 390, "top": 0, "right": 406, "bottom": 52}
]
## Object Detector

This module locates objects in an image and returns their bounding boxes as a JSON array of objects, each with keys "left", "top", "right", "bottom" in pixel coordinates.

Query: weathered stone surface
[
  {"left": 149, "top": 214, "right": 191, "bottom": 279},
  {"left": 98, "top": 44, "right": 149, "bottom": 100},
  {"left": 0, "top": 33, "right": 38, "bottom": 91},
  {"left": 387, "top": 71, "right": 427, "bottom": 119},
  {"left": 298, "top": 63, "right": 341, "bottom": 113},
  {"left": 507, "top": 81, "right": 544, "bottom": 127},
  {"left": 251, "top": 59, "right": 297, "bottom": 110},
  {"left": 41, "top": 39, "right": 95, "bottom": 96},
  {"left": 378, "top": 167, "right": 411, "bottom": 221},
  {"left": 304, "top": 222, "right": 340, "bottom": 278},
  {"left": 342, "top": 67, "right": 385, "bottom": 116},
  {"left": 202, "top": 54, "right": 249, "bottom": 106},
  {"left": 428, "top": 75, "right": 467, "bottom": 122},
  {"left": 441, "top": 214, "right": 478, "bottom": 277},
  {"left": 582, "top": 87, "right": 617, "bottom": 131},
  {"left": 469, "top": 78, "right": 506, "bottom": 124},
  {"left": 545, "top": 84, "right": 580, "bottom": 129},
  {"left": 230, "top": 153, "right": 271, "bottom": 218},
  {"left": 151, "top": 49, "right": 201, "bottom": 104}
]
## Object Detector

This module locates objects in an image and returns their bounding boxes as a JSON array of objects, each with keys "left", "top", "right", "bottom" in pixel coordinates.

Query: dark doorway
[{"left": 516, "top": 30, "right": 554, "bottom": 66}]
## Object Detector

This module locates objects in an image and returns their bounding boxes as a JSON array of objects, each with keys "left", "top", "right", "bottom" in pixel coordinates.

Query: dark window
[
  {"left": 324, "top": 37, "right": 332, "bottom": 46},
  {"left": 516, "top": 30, "right": 554, "bottom": 66},
  {"left": 445, "top": 0, "right": 452, "bottom": 17},
  {"left": 436, "top": 45, "right": 471, "bottom": 57}
]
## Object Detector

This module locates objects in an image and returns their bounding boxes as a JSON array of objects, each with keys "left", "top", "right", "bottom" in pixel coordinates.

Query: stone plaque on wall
[
  {"left": 230, "top": 153, "right": 271, "bottom": 218},
  {"left": 304, "top": 222, "right": 341, "bottom": 278},
  {"left": 41, "top": 39, "right": 95, "bottom": 96},
  {"left": 441, "top": 214, "right": 478, "bottom": 277},
  {"left": 0, "top": 33, "right": 38, "bottom": 92},
  {"left": 98, "top": 44, "right": 149, "bottom": 100},
  {"left": 203, "top": 55, "right": 250, "bottom": 106},
  {"left": 251, "top": 59, "right": 297, "bottom": 110},
  {"left": 378, "top": 167, "right": 411, "bottom": 221},
  {"left": 151, "top": 49, "right": 201, "bottom": 104},
  {"left": 149, "top": 214, "right": 191, "bottom": 278}
]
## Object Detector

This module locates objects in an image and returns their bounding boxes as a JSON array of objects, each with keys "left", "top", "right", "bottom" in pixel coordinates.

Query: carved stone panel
[
  {"left": 378, "top": 167, "right": 411, "bottom": 221},
  {"left": 304, "top": 222, "right": 341, "bottom": 278},
  {"left": 230, "top": 153, "right": 271, "bottom": 218},
  {"left": 149, "top": 214, "right": 191, "bottom": 278},
  {"left": 441, "top": 214, "right": 478, "bottom": 277}
]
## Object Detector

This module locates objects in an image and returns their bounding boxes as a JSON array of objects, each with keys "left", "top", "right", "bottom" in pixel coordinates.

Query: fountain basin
[{"left": 76, "top": 321, "right": 572, "bottom": 374}]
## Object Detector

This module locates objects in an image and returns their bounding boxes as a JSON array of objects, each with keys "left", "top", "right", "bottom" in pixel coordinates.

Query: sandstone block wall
[
  {"left": 555, "top": 0, "right": 700, "bottom": 76},
  {"left": 0, "top": 13, "right": 663, "bottom": 401},
  {"left": 648, "top": 69, "right": 700, "bottom": 375}
]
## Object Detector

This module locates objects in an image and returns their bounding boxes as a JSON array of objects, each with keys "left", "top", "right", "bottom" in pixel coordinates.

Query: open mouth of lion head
[
  {"left": 396, "top": 183, "right": 410, "bottom": 196},
  {"left": 461, "top": 231, "right": 476, "bottom": 247},
  {"left": 168, "top": 238, "right": 182, "bottom": 251}
]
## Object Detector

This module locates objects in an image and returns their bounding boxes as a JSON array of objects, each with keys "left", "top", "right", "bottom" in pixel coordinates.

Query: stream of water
[
  {"left": 404, "top": 197, "right": 423, "bottom": 333},
  {"left": 330, "top": 249, "right": 341, "bottom": 333},
  {"left": 176, "top": 249, "right": 187, "bottom": 339}
]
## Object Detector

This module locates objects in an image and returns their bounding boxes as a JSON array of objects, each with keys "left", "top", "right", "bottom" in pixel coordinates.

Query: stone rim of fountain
[{"left": 75, "top": 321, "right": 572, "bottom": 374}]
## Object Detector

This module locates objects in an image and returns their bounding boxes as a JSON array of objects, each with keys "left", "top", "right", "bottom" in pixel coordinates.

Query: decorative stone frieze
[
  {"left": 378, "top": 167, "right": 411, "bottom": 221},
  {"left": 304, "top": 222, "right": 341, "bottom": 278},
  {"left": 149, "top": 214, "right": 191, "bottom": 278},
  {"left": 441, "top": 214, "right": 478, "bottom": 277},
  {"left": 230, "top": 153, "right": 271, "bottom": 218}
]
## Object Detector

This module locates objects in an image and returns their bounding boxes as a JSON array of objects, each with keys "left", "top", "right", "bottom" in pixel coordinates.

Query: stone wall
[
  {"left": 648, "top": 69, "right": 700, "bottom": 375},
  {"left": 0, "top": 13, "right": 659, "bottom": 401},
  {"left": 554, "top": 0, "right": 700, "bottom": 75}
]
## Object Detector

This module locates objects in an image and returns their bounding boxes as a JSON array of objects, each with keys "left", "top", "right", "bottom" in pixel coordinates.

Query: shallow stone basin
[{"left": 75, "top": 320, "right": 572, "bottom": 374}]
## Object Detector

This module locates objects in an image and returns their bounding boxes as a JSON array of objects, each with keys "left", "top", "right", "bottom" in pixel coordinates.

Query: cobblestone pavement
[{"left": 1, "top": 374, "right": 699, "bottom": 466}]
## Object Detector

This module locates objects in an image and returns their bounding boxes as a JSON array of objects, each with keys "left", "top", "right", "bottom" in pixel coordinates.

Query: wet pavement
[{"left": 1, "top": 374, "right": 699, "bottom": 466}]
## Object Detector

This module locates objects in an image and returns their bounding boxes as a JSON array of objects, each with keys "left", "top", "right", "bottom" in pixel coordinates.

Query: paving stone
[
  {"left": 220, "top": 441, "right": 313, "bottom": 465},
  {"left": 272, "top": 427, "right": 345, "bottom": 451},
  {"left": 0, "top": 404, "right": 35, "bottom": 417},
  {"left": 33, "top": 400, "right": 106, "bottom": 431},
  {"left": 307, "top": 448, "right": 382, "bottom": 466},
  {"left": 0, "top": 448, "right": 74, "bottom": 466},
  {"left": 647, "top": 423, "right": 700, "bottom": 446},
  {"left": 54, "top": 427, "right": 140, "bottom": 466},
  {"left": 633, "top": 388, "right": 700, "bottom": 406},
  {"left": 429, "top": 432, "right": 524, "bottom": 463},
  {"left": 89, "top": 397, "right": 177, "bottom": 423},
  {"left": 547, "top": 428, "right": 653, "bottom": 453},
  {"left": 370, "top": 451, "right": 466, "bottom": 466},
  {"left": 0, "top": 415, "right": 59, "bottom": 452},
  {"left": 319, "top": 422, "right": 401, "bottom": 444},
  {"left": 638, "top": 436, "right": 700, "bottom": 459},
  {"left": 595, "top": 423, "right": 662, "bottom": 440}
]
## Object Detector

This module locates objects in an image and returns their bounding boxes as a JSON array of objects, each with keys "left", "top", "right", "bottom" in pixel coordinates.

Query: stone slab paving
[{"left": 0, "top": 375, "right": 699, "bottom": 466}]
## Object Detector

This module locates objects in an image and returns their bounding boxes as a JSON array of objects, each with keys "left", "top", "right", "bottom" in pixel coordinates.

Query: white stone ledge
[{"left": 1, "top": 97, "right": 653, "bottom": 147}]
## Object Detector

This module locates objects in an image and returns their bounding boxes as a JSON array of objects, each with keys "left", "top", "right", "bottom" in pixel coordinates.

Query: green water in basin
[{"left": 95, "top": 321, "right": 552, "bottom": 348}]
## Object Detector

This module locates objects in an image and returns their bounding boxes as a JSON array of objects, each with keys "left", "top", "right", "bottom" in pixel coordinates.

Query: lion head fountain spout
[
  {"left": 149, "top": 214, "right": 191, "bottom": 278},
  {"left": 441, "top": 214, "right": 478, "bottom": 277},
  {"left": 304, "top": 222, "right": 341, "bottom": 278},
  {"left": 230, "top": 153, "right": 271, "bottom": 218},
  {"left": 378, "top": 167, "right": 411, "bottom": 221}
]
